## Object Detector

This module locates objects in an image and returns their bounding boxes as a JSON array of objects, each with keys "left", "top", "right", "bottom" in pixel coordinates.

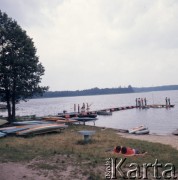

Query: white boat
[
  {"left": 129, "top": 125, "right": 146, "bottom": 134},
  {"left": 135, "top": 128, "right": 149, "bottom": 135}
]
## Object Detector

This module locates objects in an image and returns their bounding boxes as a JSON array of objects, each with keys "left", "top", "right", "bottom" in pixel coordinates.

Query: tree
[{"left": 0, "top": 10, "right": 48, "bottom": 123}]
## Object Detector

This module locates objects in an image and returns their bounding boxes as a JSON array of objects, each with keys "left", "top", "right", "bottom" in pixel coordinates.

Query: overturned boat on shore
[
  {"left": 16, "top": 124, "right": 68, "bottom": 136},
  {"left": 129, "top": 125, "right": 149, "bottom": 135}
]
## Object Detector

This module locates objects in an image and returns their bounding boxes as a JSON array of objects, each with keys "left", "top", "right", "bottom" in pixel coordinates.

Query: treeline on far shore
[
  {"left": 42, "top": 86, "right": 134, "bottom": 98},
  {"left": 40, "top": 85, "right": 178, "bottom": 98}
]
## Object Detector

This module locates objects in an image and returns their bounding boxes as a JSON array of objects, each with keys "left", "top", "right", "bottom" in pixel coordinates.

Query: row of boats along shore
[{"left": 0, "top": 103, "right": 177, "bottom": 138}]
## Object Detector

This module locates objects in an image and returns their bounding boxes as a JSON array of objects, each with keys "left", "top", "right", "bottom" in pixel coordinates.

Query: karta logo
[{"left": 105, "top": 158, "right": 177, "bottom": 179}]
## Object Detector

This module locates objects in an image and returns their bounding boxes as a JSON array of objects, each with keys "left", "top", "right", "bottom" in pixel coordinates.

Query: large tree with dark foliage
[{"left": 0, "top": 10, "right": 48, "bottom": 123}]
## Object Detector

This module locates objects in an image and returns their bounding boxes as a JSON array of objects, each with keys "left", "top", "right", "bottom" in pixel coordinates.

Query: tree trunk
[
  {"left": 12, "top": 98, "right": 16, "bottom": 122},
  {"left": 6, "top": 97, "right": 12, "bottom": 123}
]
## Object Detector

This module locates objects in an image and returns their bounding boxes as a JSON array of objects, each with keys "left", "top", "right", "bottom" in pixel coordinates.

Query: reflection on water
[{"left": 0, "top": 90, "right": 178, "bottom": 135}]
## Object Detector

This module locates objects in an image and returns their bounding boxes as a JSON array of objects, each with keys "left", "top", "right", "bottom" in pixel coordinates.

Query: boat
[
  {"left": 135, "top": 128, "right": 150, "bottom": 135},
  {"left": 1, "top": 127, "right": 29, "bottom": 134},
  {"left": 0, "top": 132, "right": 6, "bottom": 137},
  {"left": 172, "top": 129, "right": 178, "bottom": 135},
  {"left": 16, "top": 124, "right": 68, "bottom": 136},
  {"left": 78, "top": 113, "right": 97, "bottom": 118},
  {"left": 129, "top": 125, "right": 146, "bottom": 134},
  {"left": 97, "top": 110, "right": 112, "bottom": 115},
  {"left": 71, "top": 117, "right": 98, "bottom": 122},
  {"left": 13, "top": 120, "right": 50, "bottom": 125}
]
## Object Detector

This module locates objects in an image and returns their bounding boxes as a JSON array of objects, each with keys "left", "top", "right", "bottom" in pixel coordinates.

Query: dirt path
[{"left": 0, "top": 162, "right": 48, "bottom": 180}]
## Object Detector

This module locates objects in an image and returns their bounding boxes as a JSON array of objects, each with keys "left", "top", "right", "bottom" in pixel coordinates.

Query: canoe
[
  {"left": 135, "top": 128, "right": 150, "bottom": 135},
  {"left": 16, "top": 124, "right": 68, "bottom": 136},
  {"left": 0, "top": 124, "right": 44, "bottom": 134},
  {"left": 129, "top": 125, "right": 146, "bottom": 134}
]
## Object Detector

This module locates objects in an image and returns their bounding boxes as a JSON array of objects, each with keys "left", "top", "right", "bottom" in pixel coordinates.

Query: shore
[
  {"left": 1, "top": 125, "right": 178, "bottom": 179},
  {"left": 117, "top": 132, "right": 178, "bottom": 150}
]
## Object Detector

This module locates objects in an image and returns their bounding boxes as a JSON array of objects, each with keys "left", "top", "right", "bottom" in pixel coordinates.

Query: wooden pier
[{"left": 89, "top": 104, "right": 175, "bottom": 114}]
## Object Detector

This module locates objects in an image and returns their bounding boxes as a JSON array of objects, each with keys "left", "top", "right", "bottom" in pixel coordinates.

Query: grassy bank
[{"left": 0, "top": 125, "right": 178, "bottom": 179}]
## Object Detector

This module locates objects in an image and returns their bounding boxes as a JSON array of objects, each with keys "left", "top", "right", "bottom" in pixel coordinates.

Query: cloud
[{"left": 1, "top": 0, "right": 178, "bottom": 90}]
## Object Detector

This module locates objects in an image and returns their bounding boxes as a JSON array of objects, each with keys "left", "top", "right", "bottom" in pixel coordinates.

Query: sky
[{"left": 1, "top": 0, "right": 178, "bottom": 91}]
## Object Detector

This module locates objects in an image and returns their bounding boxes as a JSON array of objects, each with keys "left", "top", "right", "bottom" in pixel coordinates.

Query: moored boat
[
  {"left": 71, "top": 117, "right": 98, "bottom": 122},
  {"left": 97, "top": 110, "right": 112, "bottom": 115}
]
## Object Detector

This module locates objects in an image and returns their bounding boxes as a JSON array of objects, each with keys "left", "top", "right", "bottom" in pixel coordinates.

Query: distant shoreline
[{"left": 37, "top": 85, "right": 178, "bottom": 99}]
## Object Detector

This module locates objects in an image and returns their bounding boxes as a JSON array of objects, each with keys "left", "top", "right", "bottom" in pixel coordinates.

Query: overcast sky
[{"left": 1, "top": 0, "right": 178, "bottom": 91}]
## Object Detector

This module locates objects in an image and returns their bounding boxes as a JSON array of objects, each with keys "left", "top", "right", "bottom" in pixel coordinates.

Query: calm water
[{"left": 1, "top": 90, "right": 178, "bottom": 135}]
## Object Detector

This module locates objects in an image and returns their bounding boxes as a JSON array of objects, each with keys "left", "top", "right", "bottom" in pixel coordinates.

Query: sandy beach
[{"left": 117, "top": 132, "right": 178, "bottom": 150}]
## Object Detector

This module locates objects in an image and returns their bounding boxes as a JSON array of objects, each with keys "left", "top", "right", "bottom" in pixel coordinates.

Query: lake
[{"left": 1, "top": 90, "right": 178, "bottom": 135}]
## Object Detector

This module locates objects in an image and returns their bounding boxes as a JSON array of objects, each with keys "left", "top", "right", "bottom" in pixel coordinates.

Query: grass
[{"left": 0, "top": 124, "right": 178, "bottom": 179}]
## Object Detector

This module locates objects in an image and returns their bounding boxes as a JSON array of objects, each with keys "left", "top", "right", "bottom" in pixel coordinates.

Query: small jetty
[{"left": 88, "top": 104, "right": 175, "bottom": 114}]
